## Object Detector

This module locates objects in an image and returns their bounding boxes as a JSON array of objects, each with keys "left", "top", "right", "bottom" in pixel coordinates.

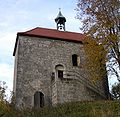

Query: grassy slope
[{"left": 0, "top": 100, "right": 120, "bottom": 117}]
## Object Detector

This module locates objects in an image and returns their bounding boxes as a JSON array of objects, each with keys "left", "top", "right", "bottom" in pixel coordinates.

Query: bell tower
[{"left": 55, "top": 9, "right": 66, "bottom": 31}]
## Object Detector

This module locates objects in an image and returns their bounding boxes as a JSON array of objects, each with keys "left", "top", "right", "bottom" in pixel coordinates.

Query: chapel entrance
[{"left": 34, "top": 91, "right": 44, "bottom": 108}]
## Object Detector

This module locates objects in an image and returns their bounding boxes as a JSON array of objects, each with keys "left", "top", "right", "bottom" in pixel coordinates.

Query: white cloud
[
  {"left": 0, "top": 63, "right": 13, "bottom": 86},
  {"left": 0, "top": 32, "right": 16, "bottom": 51},
  {"left": 0, "top": 32, "right": 16, "bottom": 65}
]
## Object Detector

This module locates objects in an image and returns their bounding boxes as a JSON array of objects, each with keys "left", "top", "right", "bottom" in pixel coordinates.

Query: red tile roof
[
  {"left": 18, "top": 27, "right": 85, "bottom": 42},
  {"left": 13, "top": 27, "right": 85, "bottom": 56}
]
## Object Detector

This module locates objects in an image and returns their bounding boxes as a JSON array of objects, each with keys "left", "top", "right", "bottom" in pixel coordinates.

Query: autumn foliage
[
  {"left": 83, "top": 36, "right": 107, "bottom": 83},
  {"left": 76, "top": 0, "right": 120, "bottom": 81}
]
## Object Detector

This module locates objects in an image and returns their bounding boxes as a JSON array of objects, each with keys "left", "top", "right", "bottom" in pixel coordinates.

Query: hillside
[{"left": 0, "top": 100, "right": 120, "bottom": 117}]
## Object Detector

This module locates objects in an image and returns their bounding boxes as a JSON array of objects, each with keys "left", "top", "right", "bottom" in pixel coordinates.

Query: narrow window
[
  {"left": 58, "top": 70, "right": 63, "bottom": 78},
  {"left": 55, "top": 64, "right": 64, "bottom": 79},
  {"left": 72, "top": 54, "right": 78, "bottom": 66}
]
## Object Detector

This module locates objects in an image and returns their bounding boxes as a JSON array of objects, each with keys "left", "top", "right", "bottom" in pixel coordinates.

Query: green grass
[{"left": 0, "top": 100, "right": 120, "bottom": 117}]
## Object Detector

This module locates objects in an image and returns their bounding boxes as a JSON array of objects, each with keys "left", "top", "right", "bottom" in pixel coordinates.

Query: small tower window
[
  {"left": 72, "top": 54, "right": 80, "bottom": 66},
  {"left": 58, "top": 70, "right": 63, "bottom": 78},
  {"left": 55, "top": 65, "right": 64, "bottom": 79}
]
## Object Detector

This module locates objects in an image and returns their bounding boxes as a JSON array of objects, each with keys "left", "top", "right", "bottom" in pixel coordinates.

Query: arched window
[
  {"left": 72, "top": 54, "right": 80, "bottom": 66},
  {"left": 55, "top": 65, "right": 64, "bottom": 78},
  {"left": 34, "top": 91, "right": 44, "bottom": 108}
]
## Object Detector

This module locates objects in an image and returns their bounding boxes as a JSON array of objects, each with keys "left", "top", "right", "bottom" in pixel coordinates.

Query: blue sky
[
  {"left": 0, "top": 0, "right": 82, "bottom": 96},
  {"left": 0, "top": 0, "right": 118, "bottom": 97}
]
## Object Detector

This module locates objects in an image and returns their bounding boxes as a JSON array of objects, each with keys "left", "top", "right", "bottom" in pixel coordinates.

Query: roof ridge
[
  {"left": 21, "top": 27, "right": 39, "bottom": 33},
  {"left": 18, "top": 27, "right": 83, "bottom": 35}
]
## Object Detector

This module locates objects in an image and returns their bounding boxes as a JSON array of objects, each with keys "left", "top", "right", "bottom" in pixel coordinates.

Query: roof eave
[{"left": 13, "top": 33, "right": 20, "bottom": 56}]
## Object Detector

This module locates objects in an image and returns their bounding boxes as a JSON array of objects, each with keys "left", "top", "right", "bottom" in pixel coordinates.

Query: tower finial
[
  {"left": 55, "top": 9, "right": 66, "bottom": 31},
  {"left": 59, "top": 8, "right": 61, "bottom": 11}
]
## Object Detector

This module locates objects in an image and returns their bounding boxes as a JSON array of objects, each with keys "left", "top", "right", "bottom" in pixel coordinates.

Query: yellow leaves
[
  {"left": 83, "top": 36, "right": 107, "bottom": 83},
  {"left": 84, "top": 37, "right": 106, "bottom": 62},
  {"left": 108, "top": 34, "right": 118, "bottom": 42}
]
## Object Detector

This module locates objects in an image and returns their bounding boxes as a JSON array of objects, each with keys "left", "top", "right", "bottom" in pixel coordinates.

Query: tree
[
  {"left": 83, "top": 37, "right": 107, "bottom": 83},
  {"left": 0, "top": 81, "right": 7, "bottom": 101},
  {"left": 76, "top": 0, "right": 120, "bottom": 81},
  {"left": 111, "top": 83, "right": 120, "bottom": 99}
]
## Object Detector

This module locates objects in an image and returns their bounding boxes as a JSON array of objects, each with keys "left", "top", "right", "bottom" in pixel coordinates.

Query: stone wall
[{"left": 13, "top": 35, "right": 109, "bottom": 108}]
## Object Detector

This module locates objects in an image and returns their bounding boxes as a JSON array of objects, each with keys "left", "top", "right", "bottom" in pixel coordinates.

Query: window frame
[{"left": 55, "top": 64, "right": 64, "bottom": 79}]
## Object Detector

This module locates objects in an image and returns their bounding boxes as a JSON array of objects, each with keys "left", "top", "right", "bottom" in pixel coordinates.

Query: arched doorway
[{"left": 34, "top": 91, "right": 44, "bottom": 108}]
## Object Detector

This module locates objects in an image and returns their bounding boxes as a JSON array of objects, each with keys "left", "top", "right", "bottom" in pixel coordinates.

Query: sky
[{"left": 0, "top": 0, "right": 118, "bottom": 97}]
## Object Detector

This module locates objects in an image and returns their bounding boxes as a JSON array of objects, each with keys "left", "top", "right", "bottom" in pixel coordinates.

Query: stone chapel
[{"left": 13, "top": 10, "right": 109, "bottom": 108}]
